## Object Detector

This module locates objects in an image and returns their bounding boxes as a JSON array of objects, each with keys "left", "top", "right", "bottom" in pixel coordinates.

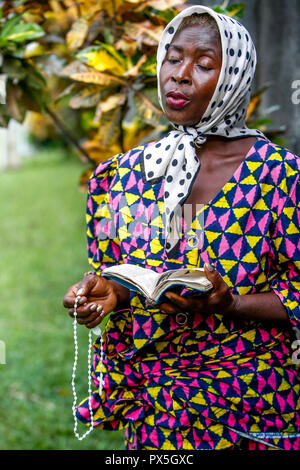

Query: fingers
[
  {"left": 159, "top": 266, "right": 233, "bottom": 316},
  {"left": 68, "top": 302, "right": 96, "bottom": 318},
  {"left": 63, "top": 282, "right": 84, "bottom": 308},
  {"left": 86, "top": 315, "right": 104, "bottom": 329},
  {"left": 76, "top": 309, "right": 100, "bottom": 325},
  {"left": 158, "top": 299, "right": 183, "bottom": 314},
  {"left": 163, "top": 292, "right": 193, "bottom": 311},
  {"left": 159, "top": 291, "right": 205, "bottom": 315},
  {"left": 68, "top": 302, "right": 103, "bottom": 318},
  {"left": 75, "top": 276, "right": 99, "bottom": 297},
  {"left": 85, "top": 304, "right": 106, "bottom": 329},
  {"left": 64, "top": 294, "right": 87, "bottom": 309},
  {"left": 69, "top": 302, "right": 106, "bottom": 328},
  {"left": 63, "top": 277, "right": 98, "bottom": 309}
]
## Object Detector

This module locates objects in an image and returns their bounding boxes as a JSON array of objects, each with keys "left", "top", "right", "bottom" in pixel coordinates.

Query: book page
[
  {"left": 102, "top": 264, "right": 161, "bottom": 300},
  {"left": 157, "top": 268, "right": 186, "bottom": 283},
  {"left": 153, "top": 269, "right": 213, "bottom": 301},
  {"left": 158, "top": 268, "right": 207, "bottom": 285}
]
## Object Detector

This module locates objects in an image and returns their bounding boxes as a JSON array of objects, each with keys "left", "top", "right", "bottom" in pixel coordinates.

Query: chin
[
  {"left": 166, "top": 112, "right": 202, "bottom": 127},
  {"left": 171, "top": 119, "right": 200, "bottom": 127}
]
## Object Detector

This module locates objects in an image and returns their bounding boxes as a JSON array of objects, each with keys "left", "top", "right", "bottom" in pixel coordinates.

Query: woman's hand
[
  {"left": 62, "top": 274, "right": 118, "bottom": 329},
  {"left": 157, "top": 263, "right": 238, "bottom": 317}
]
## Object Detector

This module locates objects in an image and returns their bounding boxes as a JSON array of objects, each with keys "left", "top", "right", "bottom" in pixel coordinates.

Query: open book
[{"left": 101, "top": 264, "right": 213, "bottom": 305}]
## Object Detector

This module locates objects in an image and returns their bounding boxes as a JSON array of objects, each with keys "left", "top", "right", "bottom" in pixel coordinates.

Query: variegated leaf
[
  {"left": 1, "top": 22, "right": 44, "bottom": 43},
  {"left": 82, "top": 138, "right": 122, "bottom": 165},
  {"left": 70, "top": 71, "right": 124, "bottom": 86},
  {"left": 66, "top": 17, "right": 89, "bottom": 51},
  {"left": 97, "top": 106, "right": 123, "bottom": 150},
  {"left": 76, "top": 47, "right": 126, "bottom": 76},
  {"left": 69, "top": 86, "right": 103, "bottom": 109},
  {"left": 94, "top": 93, "right": 126, "bottom": 122},
  {"left": 137, "top": 0, "right": 181, "bottom": 11}
]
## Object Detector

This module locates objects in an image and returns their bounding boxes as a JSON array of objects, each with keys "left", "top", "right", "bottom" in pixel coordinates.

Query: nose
[{"left": 172, "top": 61, "right": 192, "bottom": 84}]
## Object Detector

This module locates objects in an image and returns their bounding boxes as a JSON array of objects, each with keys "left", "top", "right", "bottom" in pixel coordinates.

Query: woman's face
[{"left": 159, "top": 22, "right": 222, "bottom": 126}]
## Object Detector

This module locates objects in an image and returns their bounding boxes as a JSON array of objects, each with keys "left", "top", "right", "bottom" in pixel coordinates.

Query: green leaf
[
  {"left": 69, "top": 86, "right": 103, "bottom": 109},
  {"left": 95, "top": 43, "right": 127, "bottom": 68},
  {"left": 210, "top": 6, "right": 225, "bottom": 13},
  {"left": 227, "top": 3, "right": 246, "bottom": 19},
  {"left": 66, "top": 17, "right": 89, "bottom": 51},
  {"left": 144, "top": 7, "right": 175, "bottom": 24},
  {"left": 103, "top": 28, "right": 114, "bottom": 45},
  {"left": 247, "top": 117, "right": 272, "bottom": 128},
  {"left": 5, "top": 82, "right": 27, "bottom": 122},
  {"left": 21, "top": 81, "right": 48, "bottom": 112},
  {"left": 24, "top": 63, "right": 46, "bottom": 90},
  {"left": 94, "top": 93, "right": 126, "bottom": 122},
  {"left": 55, "top": 83, "right": 78, "bottom": 101},
  {"left": 0, "top": 13, "right": 23, "bottom": 38},
  {"left": 60, "top": 60, "right": 90, "bottom": 77},
  {"left": 126, "top": 86, "right": 167, "bottom": 128},
  {"left": 141, "top": 56, "right": 157, "bottom": 77},
  {"left": 212, "top": 3, "right": 246, "bottom": 19},
  {"left": 81, "top": 110, "right": 99, "bottom": 132},
  {"left": 2, "top": 23, "right": 45, "bottom": 43},
  {"left": 93, "top": 41, "right": 126, "bottom": 67},
  {"left": 2, "top": 57, "right": 27, "bottom": 80},
  {"left": 98, "top": 106, "right": 122, "bottom": 149},
  {"left": 76, "top": 46, "right": 126, "bottom": 76}
]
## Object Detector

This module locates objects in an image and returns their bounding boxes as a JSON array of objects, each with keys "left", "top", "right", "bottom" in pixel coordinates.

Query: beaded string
[{"left": 72, "top": 295, "right": 105, "bottom": 440}]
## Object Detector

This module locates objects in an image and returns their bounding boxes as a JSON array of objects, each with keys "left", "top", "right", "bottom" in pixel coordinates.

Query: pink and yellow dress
[{"left": 77, "top": 137, "right": 300, "bottom": 450}]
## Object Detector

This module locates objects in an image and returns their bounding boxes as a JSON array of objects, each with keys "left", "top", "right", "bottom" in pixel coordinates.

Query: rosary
[{"left": 71, "top": 294, "right": 105, "bottom": 440}]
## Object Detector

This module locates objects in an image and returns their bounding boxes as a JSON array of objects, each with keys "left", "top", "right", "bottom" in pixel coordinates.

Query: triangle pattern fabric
[{"left": 77, "top": 138, "right": 300, "bottom": 450}]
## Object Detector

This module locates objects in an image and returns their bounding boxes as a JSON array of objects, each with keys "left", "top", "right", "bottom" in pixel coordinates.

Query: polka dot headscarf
[{"left": 141, "top": 5, "right": 268, "bottom": 257}]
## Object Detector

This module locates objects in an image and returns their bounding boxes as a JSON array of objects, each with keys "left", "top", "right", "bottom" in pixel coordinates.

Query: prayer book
[{"left": 102, "top": 264, "right": 213, "bottom": 305}]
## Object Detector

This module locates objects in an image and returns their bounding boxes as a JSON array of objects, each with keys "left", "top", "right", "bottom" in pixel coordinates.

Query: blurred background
[{"left": 0, "top": 0, "right": 299, "bottom": 450}]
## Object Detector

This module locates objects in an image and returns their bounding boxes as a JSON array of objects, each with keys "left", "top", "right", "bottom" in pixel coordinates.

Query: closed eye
[
  {"left": 167, "top": 58, "right": 180, "bottom": 64},
  {"left": 197, "top": 65, "right": 211, "bottom": 71}
]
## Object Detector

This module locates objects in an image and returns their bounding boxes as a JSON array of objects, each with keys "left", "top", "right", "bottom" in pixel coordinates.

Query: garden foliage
[{"left": 1, "top": 1, "right": 283, "bottom": 186}]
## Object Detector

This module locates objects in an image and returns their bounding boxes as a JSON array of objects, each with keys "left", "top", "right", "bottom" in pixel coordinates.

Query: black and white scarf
[{"left": 141, "top": 5, "right": 267, "bottom": 257}]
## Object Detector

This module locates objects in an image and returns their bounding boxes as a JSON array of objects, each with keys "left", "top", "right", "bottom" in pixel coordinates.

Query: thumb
[
  {"left": 76, "top": 277, "right": 97, "bottom": 296},
  {"left": 204, "top": 262, "right": 223, "bottom": 289},
  {"left": 204, "top": 262, "right": 215, "bottom": 273},
  {"left": 204, "top": 262, "right": 216, "bottom": 280}
]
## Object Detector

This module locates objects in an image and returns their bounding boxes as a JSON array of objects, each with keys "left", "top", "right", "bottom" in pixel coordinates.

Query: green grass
[{"left": 0, "top": 149, "right": 125, "bottom": 450}]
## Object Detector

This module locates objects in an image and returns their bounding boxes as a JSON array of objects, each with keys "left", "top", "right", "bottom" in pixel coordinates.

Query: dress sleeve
[
  {"left": 86, "top": 154, "right": 123, "bottom": 275},
  {"left": 269, "top": 159, "right": 300, "bottom": 327}
]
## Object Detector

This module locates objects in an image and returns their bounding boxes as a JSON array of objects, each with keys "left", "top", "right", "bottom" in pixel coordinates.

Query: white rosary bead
[{"left": 72, "top": 296, "right": 105, "bottom": 440}]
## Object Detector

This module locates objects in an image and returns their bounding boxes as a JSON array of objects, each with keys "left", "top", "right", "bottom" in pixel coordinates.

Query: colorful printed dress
[{"left": 77, "top": 136, "right": 300, "bottom": 450}]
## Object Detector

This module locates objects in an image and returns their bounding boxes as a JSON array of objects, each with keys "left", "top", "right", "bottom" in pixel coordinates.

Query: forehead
[{"left": 170, "top": 22, "right": 221, "bottom": 53}]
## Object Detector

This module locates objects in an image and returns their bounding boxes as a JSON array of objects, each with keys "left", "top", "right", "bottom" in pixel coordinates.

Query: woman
[{"left": 63, "top": 5, "right": 300, "bottom": 450}]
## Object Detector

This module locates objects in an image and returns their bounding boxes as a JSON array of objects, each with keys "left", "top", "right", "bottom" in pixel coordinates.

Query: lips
[{"left": 166, "top": 91, "right": 190, "bottom": 110}]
